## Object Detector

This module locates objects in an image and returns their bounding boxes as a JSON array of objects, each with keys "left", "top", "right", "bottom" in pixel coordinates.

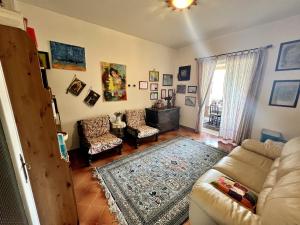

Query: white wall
[
  {"left": 16, "top": 2, "right": 176, "bottom": 149},
  {"left": 175, "top": 14, "right": 300, "bottom": 140}
]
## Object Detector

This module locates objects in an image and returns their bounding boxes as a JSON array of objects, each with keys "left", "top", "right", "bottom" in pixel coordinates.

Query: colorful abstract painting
[
  {"left": 101, "top": 62, "right": 127, "bottom": 101},
  {"left": 50, "top": 41, "right": 86, "bottom": 71}
]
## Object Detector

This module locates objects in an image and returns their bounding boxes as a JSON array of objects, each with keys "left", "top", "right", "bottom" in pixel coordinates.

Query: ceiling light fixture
[{"left": 166, "top": 0, "right": 197, "bottom": 10}]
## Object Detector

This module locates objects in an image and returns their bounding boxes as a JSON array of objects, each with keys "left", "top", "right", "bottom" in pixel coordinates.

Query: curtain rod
[{"left": 194, "top": 44, "right": 273, "bottom": 61}]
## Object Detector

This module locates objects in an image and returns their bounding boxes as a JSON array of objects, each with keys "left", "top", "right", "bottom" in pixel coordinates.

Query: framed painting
[
  {"left": 161, "top": 89, "right": 166, "bottom": 99},
  {"left": 276, "top": 39, "right": 300, "bottom": 71},
  {"left": 269, "top": 80, "right": 300, "bottom": 108},
  {"left": 139, "top": 81, "right": 148, "bottom": 90},
  {"left": 176, "top": 84, "right": 186, "bottom": 94},
  {"left": 66, "top": 77, "right": 86, "bottom": 96},
  {"left": 178, "top": 65, "right": 191, "bottom": 81},
  {"left": 188, "top": 85, "right": 197, "bottom": 93},
  {"left": 50, "top": 41, "right": 86, "bottom": 71},
  {"left": 168, "top": 89, "right": 173, "bottom": 97},
  {"left": 149, "top": 70, "right": 159, "bottom": 82},
  {"left": 185, "top": 96, "right": 196, "bottom": 107},
  {"left": 38, "top": 51, "right": 50, "bottom": 69},
  {"left": 150, "top": 92, "right": 158, "bottom": 100},
  {"left": 101, "top": 62, "right": 127, "bottom": 101},
  {"left": 163, "top": 74, "right": 173, "bottom": 86},
  {"left": 84, "top": 90, "right": 100, "bottom": 107},
  {"left": 150, "top": 83, "right": 158, "bottom": 91}
]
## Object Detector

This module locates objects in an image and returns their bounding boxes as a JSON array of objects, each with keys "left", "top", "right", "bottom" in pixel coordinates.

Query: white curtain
[
  {"left": 195, "top": 57, "right": 218, "bottom": 132},
  {"left": 219, "top": 50, "right": 261, "bottom": 140}
]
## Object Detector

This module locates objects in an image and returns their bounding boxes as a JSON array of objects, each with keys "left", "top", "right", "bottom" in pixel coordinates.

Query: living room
[{"left": 0, "top": 0, "right": 299, "bottom": 225}]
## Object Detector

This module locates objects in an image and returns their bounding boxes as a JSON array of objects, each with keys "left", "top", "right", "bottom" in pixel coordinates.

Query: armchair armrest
[
  {"left": 241, "top": 139, "right": 284, "bottom": 160},
  {"left": 190, "top": 183, "right": 261, "bottom": 225},
  {"left": 126, "top": 126, "right": 140, "bottom": 137}
]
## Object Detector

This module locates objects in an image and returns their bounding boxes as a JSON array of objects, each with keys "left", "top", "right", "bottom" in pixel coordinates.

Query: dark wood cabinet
[{"left": 146, "top": 107, "right": 180, "bottom": 133}]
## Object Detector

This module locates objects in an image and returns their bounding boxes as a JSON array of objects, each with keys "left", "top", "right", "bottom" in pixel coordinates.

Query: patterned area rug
[{"left": 94, "top": 137, "right": 227, "bottom": 225}]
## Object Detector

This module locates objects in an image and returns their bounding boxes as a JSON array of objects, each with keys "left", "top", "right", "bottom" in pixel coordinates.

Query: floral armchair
[
  {"left": 77, "top": 115, "right": 122, "bottom": 165},
  {"left": 125, "top": 109, "right": 159, "bottom": 148}
]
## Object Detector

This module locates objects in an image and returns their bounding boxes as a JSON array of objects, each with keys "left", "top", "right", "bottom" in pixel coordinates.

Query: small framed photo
[
  {"left": 176, "top": 84, "right": 186, "bottom": 94},
  {"left": 185, "top": 96, "right": 196, "bottom": 107},
  {"left": 178, "top": 65, "right": 191, "bottom": 81},
  {"left": 84, "top": 90, "right": 100, "bottom": 107},
  {"left": 161, "top": 89, "right": 166, "bottom": 99},
  {"left": 66, "top": 77, "right": 86, "bottom": 96},
  {"left": 150, "top": 92, "right": 158, "bottom": 100},
  {"left": 149, "top": 70, "right": 159, "bottom": 82},
  {"left": 276, "top": 39, "right": 300, "bottom": 71},
  {"left": 38, "top": 51, "right": 50, "bottom": 69},
  {"left": 168, "top": 89, "right": 173, "bottom": 97},
  {"left": 269, "top": 80, "right": 300, "bottom": 108},
  {"left": 163, "top": 74, "right": 173, "bottom": 86},
  {"left": 150, "top": 83, "right": 158, "bottom": 91},
  {"left": 139, "top": 81, "right": 148, "bottom": 90},
  {"left": 188, "top": 85, "right": 197, "bottom": 93}
]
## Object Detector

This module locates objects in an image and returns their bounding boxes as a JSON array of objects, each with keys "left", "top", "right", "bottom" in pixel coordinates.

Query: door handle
[{"left": 20, "top": 154, "right": 30, "bottom": 183}]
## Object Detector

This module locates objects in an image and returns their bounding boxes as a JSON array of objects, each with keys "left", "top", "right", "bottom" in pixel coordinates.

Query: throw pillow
[{"left": 211, "top": 176, "right": 257, "bottom": 212}]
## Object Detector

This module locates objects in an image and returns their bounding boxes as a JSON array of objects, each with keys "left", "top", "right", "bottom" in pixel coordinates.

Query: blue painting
[
  {"left": 276, "top": 39, "right": 300, "bottom": 71},
  {"left": 50, "top": 41, "right": 86, "bottom": 71}
]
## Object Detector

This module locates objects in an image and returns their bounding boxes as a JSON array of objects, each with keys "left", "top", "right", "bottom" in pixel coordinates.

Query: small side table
[{"left": 111, "top": 122, "right": 126, "bottom": 139}]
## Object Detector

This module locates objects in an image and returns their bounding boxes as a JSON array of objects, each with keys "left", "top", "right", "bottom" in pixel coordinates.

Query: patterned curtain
[
  {"left": 219, "top": 48, "right": 267, "bottom": 143},
  {"left": 195, "top": 57, "right": 218, "bottom": 132}
]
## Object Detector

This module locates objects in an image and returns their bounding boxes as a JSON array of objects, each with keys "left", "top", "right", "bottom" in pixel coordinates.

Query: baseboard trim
[{"left": 180, "top": 125, "right": 198, "bottom": 133}]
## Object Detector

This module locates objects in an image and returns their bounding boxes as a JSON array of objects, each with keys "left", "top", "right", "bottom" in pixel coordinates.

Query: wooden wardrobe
[{"left": 0, "top": 25, "right": 78, "bottom": 224}]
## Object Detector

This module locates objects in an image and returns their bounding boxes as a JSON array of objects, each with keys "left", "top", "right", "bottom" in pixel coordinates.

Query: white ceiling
[{"left": 19, "top": 0, "right": 300, "bottom": 48}]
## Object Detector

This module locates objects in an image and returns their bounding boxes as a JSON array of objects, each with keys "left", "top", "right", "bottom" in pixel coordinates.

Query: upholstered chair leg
[
  {"left": 155, "top": 134, "right": 158, "bottom": 141},
  {"left": 135, "top": 139, "right": 140, "bottom": 149},
  {"left": 117, "top": 144, "right": 122, "bottom": 155},
  {"left": 88, "top": 154, "right": 92, "bottom": 166}
]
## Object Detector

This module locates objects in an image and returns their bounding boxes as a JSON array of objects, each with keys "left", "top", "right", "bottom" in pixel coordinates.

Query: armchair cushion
[
  {"left": 125, "top": 109, "right": 146, "bottom": 127},
  {"left": 81, "top": 115, "right": 110, "bottom": 139},
  {"left": 135, "top": 125, "right": 159, "bottom": 138},
  {"left": 87, "top": 133, "right": 122, "bottom": 155}
]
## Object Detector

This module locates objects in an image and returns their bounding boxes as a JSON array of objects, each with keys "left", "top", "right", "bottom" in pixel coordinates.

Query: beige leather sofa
[{"left": 190, "top": 137, "right": 300, "bottom": 225}]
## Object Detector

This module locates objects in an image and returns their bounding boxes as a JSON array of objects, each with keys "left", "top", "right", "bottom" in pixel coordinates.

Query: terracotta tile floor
[{"left": 70, "top": 128, "right": 234, "bottom": 225}]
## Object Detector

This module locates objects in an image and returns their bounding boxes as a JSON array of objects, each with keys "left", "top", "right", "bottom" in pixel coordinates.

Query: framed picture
[
  {"left": 168, "top": 89, "right": 173, "bottom": 97},
  {"left": 269, "top": 80, "right": 300, "bottom": 108},
  {"left": 276, "top": 39, "right": 300, "bottom": 71},
  {"left": 163, "top": 74, "right": 173, "bottom": 86},
  {"left": 149, "top": 70, "right": 159, "bottom": 82},
  {"left": 150, "top": 83, "right": 158, "bottom": 91},
  {"left": 38, "top": 51, "right": 50, "bottom": 69},
  {"left": 176, "top": 84, "right": 186, "bottom": 94},
  {"left": 84, "top": 90, "right": 100, "bottom": 107},
  {"left": 139, "top": 81, "right": 148, "bottom": 90},
  {"left": 66, "top": 77, "right": 86, "bottom": 96},
  {"left": 150, "top": 92, "right": 158, "bottom": 100},
  {"left": 178, "top": 65, "right": 191, "bottom": 81},
  {"left": 185, "top": 96, "right": 196, "bottom": 107},
  {"left": 50, "top": 41, "right": 86, "bottom": 71},
  {"left": 161, "top": 89, "right": 166, "bottom": 99},
  {"left": 188, "top": 85, "right": 197, "bottom": 93},
  {"left": 101, "top": 62, "right": 127, "bottom": 101}
]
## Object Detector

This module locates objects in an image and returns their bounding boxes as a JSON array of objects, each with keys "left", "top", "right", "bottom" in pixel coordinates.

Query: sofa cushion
[
  {"left": 230, "top": 146, "right": 273, "bottom": 173},
  {"left": 281, "top": 137, "right": 300, "bottom": 157},
  {"left": 125, "top": 109, "right": 146, "bottom": 127},
  {"left": 262, "top": 158, "right": 280, "bottom": 189},
  {"left": 87, "top": 133, "right": 122, "bottom": 155},
  {"left": 213, "top": 156, "right": 267, "bottom": 193},
  {"left": 82, "top": 115, "right": 110, "bottom": 139},
  {"left": 260, "top": 170, "right": 300, "bottom": 225}
]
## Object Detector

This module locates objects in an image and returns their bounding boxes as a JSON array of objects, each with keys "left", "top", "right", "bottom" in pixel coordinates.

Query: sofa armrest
[
  {"left": 241, "top": 139, "right": 283, "bottom": 160},
  {"left": 190, "top": 183, "right": 261, "bottom": 225}
]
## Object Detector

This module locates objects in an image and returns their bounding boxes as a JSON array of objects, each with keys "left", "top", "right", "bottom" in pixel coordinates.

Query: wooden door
[{"left": 0, "top": 25, "right": 78, "bottom": 225}]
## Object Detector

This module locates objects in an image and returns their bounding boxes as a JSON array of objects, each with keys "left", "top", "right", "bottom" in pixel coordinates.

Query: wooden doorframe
[{"left": 0, "top": 61, "right": 40, "bottom": 225}]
